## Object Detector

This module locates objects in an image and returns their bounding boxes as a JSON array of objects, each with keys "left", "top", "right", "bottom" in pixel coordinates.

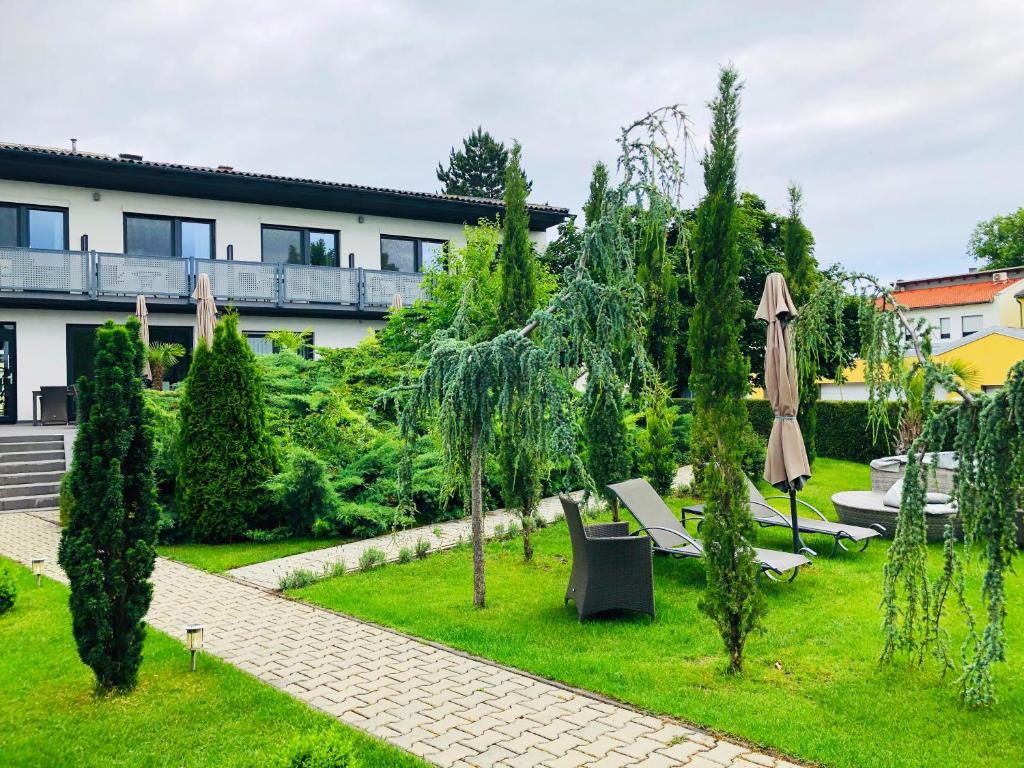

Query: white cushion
[{"left": 882, "top": 478, "right": 953, "bottom": 508}]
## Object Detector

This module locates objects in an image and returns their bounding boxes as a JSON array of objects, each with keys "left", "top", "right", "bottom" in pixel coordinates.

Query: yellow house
[{"left": 819, "top": 326, "right": 1024, "bottom": 400}]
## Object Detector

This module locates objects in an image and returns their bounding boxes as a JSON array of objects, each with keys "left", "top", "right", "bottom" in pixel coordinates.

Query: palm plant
[
  {"left": 896, "top": 357, "right": 979, "bottom": 452},
  {"left": 146, "top": 342, "right": 186, "bottom": 390}
]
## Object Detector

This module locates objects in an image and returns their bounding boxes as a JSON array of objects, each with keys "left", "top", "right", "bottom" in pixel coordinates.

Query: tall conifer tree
[
  {"left": 436, "top": 127, "right": 531, "bottom": 198},
  {"left": 59, "top": 318, "right": 158, "bottom": 692},
  {"left": 688, "top": 66, "right": 763, "bottom": 672}
]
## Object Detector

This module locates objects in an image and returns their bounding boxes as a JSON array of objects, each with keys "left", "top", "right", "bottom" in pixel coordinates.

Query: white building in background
[{"left": 0, "top": 142, "right": 567, "bottom": 422}]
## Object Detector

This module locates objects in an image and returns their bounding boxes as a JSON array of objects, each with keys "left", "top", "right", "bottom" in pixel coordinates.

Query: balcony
[{"left": 0, "top": 247, "right": 424, "bottom": 316}]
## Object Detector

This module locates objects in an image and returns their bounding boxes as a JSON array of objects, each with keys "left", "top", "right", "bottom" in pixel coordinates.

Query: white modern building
[{"left": 0, "top": 142, "right": 567, "bottom": 422}]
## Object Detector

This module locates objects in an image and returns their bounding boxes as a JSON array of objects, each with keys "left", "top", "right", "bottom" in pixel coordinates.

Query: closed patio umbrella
[
  {"left": 192, "top": 273, "right": 217, "bottom": 347},
  {"left": 756, "top": 272, "right": 813, "bottom": 554},
  {"left": 391, "top": 292, "right": 404, "bottom": 311},
  {"left": 135, "top": 294, "right": 152, "bottom": 381}
]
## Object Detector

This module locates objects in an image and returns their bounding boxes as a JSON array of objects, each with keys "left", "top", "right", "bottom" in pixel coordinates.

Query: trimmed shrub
[
  {"left": 414, "top": 538, "right": 430, "bottom": 559},
  {"left": 58, "top": 473, "right": 74, "bottom": 528},
  {"left": 278, "top": 569, "right": 319, "bottom": 591},
  {"left": 357, "top": 547, "right": 386, "bottom": 572},
  {"left": 276, "top": 730, "right": 356, "bottom": 768},
  {"left": 58, "top": 318, "right": 158, "bottom": 692},
  {"left": 0, "top": 567, "right": 16, "bottom": 615},
  {"left": 244, "top": 527, "right": 290, "bottom": 544},
  {"left": 637, "top": 382, "right": 678, "bottom": 494},
  {"left": 397, "top": 547, "right": 413, "bottom": 564},
  {"left": 268, "top": 447, "right": 342, "bottom": 537},
  {"left": 177, "top": 313, "right": 278, "bottom": 542}
]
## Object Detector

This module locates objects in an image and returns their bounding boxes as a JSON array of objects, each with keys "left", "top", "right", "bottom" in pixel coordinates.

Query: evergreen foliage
[
  {"left": 966, "top": 206, "right": 1024, "bottom": 270},
  {"left": 497, "top": 142, "right": 537, "bottom": 332},
  {"left": 782, "top": 184, "right": 819, "bottom": 463},
  {"left": 57, "top": 318, "right": 158, "bottom": 692},
  {"left": 145, "top": 341, "right": 185, "bottom": 391},
  {"left": 176, "top": 313, "right": 278, "bottom": 542},
  {"left": 436, "top": 126, "right": 531, "bottom": 198},
  {"left": 634, "top": 202, "right": 681, "bottom": 389},
  {"left": 539, "top": 218, "right": 584, "bottom": 282},
  {"left": 0, "top": 566, "right": 15, "bottom": 615},
  {"left": 688, "top": 66, "right": 763, "bottom": 673},
  {"left": 637, "top": 379, "right": 678, "bottom": 494},
  {"left": 268, "top": 446, "right": 342, "bottom": 536},
  {"left": 582, "top": 359, "right": 629, "bottom": 508},
  {"left": 583, "top": 162, "right": 609, "bottom": 226}
]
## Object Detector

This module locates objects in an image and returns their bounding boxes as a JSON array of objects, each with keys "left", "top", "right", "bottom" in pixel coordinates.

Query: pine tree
[
  {"left": 58, "top": 318, "right": 158, "bottom": 692},
  {"left": 783, "top": 183, "right": 819, "bottom": 463},
  {"left": 496, "top": 141, "right": 544, "bottom": 559},
  {"left": 177, "top": 313, "right": 278, "bottom": 542},
  {"left": 436, "top": 127, "right": 531, "bottom": 198},
  {"left": 497, "top": 142, "right": 537, "bottom": 331},
  {"left": 688, "top": 66, "right": 763, "bottom": 673}
]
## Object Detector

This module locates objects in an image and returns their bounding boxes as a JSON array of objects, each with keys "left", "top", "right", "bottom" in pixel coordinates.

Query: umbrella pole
[{"left": 789, "top": 487, "right": 815, "bottom": 556}]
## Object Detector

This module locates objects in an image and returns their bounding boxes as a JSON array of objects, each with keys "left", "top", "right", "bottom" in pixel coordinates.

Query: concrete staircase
[{"left": 0, "top": 434, "right": 65, "bottom": 512}]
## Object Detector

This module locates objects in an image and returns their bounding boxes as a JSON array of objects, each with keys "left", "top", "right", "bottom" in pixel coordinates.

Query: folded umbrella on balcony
[
  {"left": 756, "top": 272, "right": 813, "bottom": 555},
  {"left": 391, "top": 292, "right": 404, "bottom": 311},
  {"left": 135, "top": 294, "right": 152, "bottom": 381},
  {"left": 192, "top": 273, "right": 218, "bottom": 347}
]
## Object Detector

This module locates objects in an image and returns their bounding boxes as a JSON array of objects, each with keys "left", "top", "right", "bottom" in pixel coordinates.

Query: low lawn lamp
[
  {"left": 31, "top": 558, "right": 45, "bottom": 587},
  {"left": 185, "top": 624, "right": 204, "bottom": 671}
]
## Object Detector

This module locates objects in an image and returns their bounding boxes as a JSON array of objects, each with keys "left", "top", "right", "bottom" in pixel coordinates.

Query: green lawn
[
  {"left": 293, "top": 459, "right": 1022, "bottom": 768},
  {"left": 159, "top": 536, "right": 350, "bottom": 573},
  {"left": 0, "top": 559, "right": 424, "bottom": 768}
]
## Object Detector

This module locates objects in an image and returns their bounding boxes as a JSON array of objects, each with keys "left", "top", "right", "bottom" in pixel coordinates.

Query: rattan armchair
[{"left": 560, "top": 495, "right": 655, "bottom": 621}]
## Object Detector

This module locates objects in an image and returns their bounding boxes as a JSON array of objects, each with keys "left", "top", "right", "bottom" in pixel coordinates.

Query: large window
[
  {"left": 261, "top": 226, "right": 338, "bottom": 267},
  {"left": 0, "top": 203, "right": 68, "bottom": 249},
  {"left": 380, "top": 235, "right": 446, "bottom": 272},
  {"left": 961, "top": 315, "right": 983, "bottom": 337},
  {"left": 244, "top": 330, "right": 315, "bottom": 360},
  {"left": 124, "top": 214, "right": 214, "bottom": 259}
]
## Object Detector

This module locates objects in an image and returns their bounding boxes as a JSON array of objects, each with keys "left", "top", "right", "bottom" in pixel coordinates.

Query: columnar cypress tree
[
  {"left": 688, "top": 66, "right": 763, "bottom": 673},
  {"left": 58, "top": 318, "right": 157, "bottom": 692},
  {"left": 783, "top": 183, "right": 819, "bottom": 463},
  {"left": 177, "top": 313, "right": 277, "bottom": 542},
  {"left": 583, "top": 360, "right": 629, "bottom": 518},
  {"left": 497, "top": 141, "right": 544, "bottom": 559},
  {"left": 583, "top": 161, "right": 609, "bottom": 226},
  {"left": 636, "top": 206, "right": 680, "bottom": 390},
  {"left": 497, "top": 142, "right": 536, "bottom": 330},
  {"left": 638, "top": 378, "right": 678, "bottom": 494}
]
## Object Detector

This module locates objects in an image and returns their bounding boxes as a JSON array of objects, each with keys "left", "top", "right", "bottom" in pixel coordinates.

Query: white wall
[
  {"left": 906, "top": 302, "right": 1001, "bottom": 343},
  {"left": 0, "top": 178, "right": 547, "bottom": 267},
  {"left": 0, "top": 307, "right": 381, "bottom": 422}
]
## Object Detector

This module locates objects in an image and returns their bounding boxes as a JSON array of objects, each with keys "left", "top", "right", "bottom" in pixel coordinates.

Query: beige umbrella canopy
[
  {"left": 756, "top": 272, "right": 813, "bottom": 553},
  {"left": 391, "top": 292, "right": 404, "bottom": 311},
  {"left": 192, "top": 273, "right": 218, "bottom": 347},
  {"left": 135, "top": 294, "right": 152, "bottom": 380}
]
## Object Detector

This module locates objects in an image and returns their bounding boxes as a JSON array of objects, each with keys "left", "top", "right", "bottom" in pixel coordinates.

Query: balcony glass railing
[{"left": 0, "top": 247, "right": 423, "bottom": 312}]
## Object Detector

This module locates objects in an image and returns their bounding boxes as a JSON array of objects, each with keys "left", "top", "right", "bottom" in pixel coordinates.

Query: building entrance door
[{"left": 0, "top": 323, "right": 17, "bottom": 423}]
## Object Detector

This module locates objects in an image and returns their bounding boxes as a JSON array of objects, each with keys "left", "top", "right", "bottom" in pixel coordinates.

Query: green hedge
[{"left": 674, "top": 398, "right": 901, "bottom": 464}]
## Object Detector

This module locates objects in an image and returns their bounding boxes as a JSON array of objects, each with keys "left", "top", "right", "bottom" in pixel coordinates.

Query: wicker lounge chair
[
  {"left": 684, "top": 478, "right": 884, "bottom": 555},
  {"left": 559, "top": 495, "right": 655, "bottom": 621},
  {"left": 832, "top": 487, "right": 957, "bottom": 543},
  {"left": 607, "top": 478, "right": 810, "bottom": 583}
]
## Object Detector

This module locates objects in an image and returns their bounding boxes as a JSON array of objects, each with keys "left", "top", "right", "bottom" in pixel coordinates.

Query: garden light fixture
[
  {"left": 185, "top": 624, "right": 204, "bottom": 671},
  {"left": 31, "top": 558, "right": 44, "bottom": 587}
]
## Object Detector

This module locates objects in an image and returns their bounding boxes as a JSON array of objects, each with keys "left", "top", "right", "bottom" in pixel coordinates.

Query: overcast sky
[{"left": 2, "top": 1, "right": 1022, "bottom": 281}]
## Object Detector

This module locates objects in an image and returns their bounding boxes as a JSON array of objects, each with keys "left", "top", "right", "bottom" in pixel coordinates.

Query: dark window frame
[
  {"left": 123, "top": 212, "right": 216, "bottom": 259},
  {"left": 379, "top": 234, "right": 447, "bottom": 273},
  {"left": 260, "top": 224, "right": 340, "bottom": 267},
  {"left": 243, "top": 329, "right": 315, "bottom": 360},
  {"left": 961, "top": 314, "right": 983, "bottom": 337},
  {"left": 0, "top": 201, "right": 69, "bottom": 250},
  {"left": 939, "top": 317, "right": 951, "bottom": 340}
]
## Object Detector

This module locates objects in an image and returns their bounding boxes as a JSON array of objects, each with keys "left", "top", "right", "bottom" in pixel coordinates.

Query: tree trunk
[
  {"left": 471, "top": 425, "right": 486, "bottom": 608},
  {"left": 151, "top": 362, "right": 164, "bottom": 390},
  {"left": 611, "top": 496, "right": 619, "bottom": 522},
  {"left": 522, "top": 512, "right": 533, "bottom": 562}
]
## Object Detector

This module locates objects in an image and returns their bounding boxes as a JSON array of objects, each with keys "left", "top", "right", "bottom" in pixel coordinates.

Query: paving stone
[{"left": 0, "top": 512, "right": 802, "bottom": 768}]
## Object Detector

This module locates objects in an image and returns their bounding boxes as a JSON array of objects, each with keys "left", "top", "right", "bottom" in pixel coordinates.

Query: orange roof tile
[{"left": 883, "top": 279, "right": 1022, "bottom": 310}]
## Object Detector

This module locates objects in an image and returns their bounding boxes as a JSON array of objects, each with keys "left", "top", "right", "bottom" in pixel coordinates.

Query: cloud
[{"left": 1, "top": 0, "right": 1022, "bottom": 280}]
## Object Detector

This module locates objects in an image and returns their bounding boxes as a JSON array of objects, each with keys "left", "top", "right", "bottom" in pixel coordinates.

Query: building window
[
  {"left": 0, "top": 203, "right": 69, "bottom": 250},
  {"left": 380, "top": 235, "right": 446, "bottom": 272},
  {"left": 939, "top": 317, "right": 951, "bottom": 339},
  {"left": 244, "top": 331, "right": 315, "bottom": 360},
  {"left": 261, "top": 226, "right": 339, "bottom": 267},
  {"left": 961, "top": 315, "right": 983, "bottom": 337},
  {"left": 124, "top": 214, "right": 214, "bottom": 259}
]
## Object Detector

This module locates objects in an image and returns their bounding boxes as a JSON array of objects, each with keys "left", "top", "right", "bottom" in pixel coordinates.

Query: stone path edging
[{"left": 1, "top": 511, "right": 803, "bottom": 768}]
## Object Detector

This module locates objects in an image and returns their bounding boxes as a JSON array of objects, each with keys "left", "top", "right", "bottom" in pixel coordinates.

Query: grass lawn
[
  {"left": 293, "top": 458, "right": 1022, "bottom": 768},
  {"left": 159, "top": 536, "right": 350, "bottom": 573},
  {"left": 0, "top": 559, "right": 424, "bottom": 768}
]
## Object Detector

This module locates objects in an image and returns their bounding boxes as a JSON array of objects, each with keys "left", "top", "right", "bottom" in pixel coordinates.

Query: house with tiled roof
[{"left": 0, "top": 141, "right": 568, "bottom": 423}]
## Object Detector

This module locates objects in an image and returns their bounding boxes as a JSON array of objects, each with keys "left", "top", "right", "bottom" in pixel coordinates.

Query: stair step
[
  {"left": 0, "top": 493, "right": 60, "bottom": 511},
  {"left": 0, "top": 470, "right": 65, "bottom": 486},
  {"left": 0, "top": 434, "right": 65, "bottom": 445},
  {"left": 0, "top": 449, "right": 65, "bottom": 462},
  {"left": 0, "top": 460, "right": 65, "bottom": 474},
  {"left": 0, "top": 481, "right": 61, "bottom": 499}
]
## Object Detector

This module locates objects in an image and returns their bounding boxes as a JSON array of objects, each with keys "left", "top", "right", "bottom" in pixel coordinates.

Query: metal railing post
[
  {"left": 277, "top": 263, "right": 286, "bottom": 307},
  {"left": 357, "top": 268, "right": 365, "bottom": 310},
  {"left": 89, "top": 250, "right": 98, "bottom": 298}
]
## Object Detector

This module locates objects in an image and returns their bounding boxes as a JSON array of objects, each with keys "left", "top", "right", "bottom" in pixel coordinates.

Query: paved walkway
[
  {"left": 1, "top": 512, "right": 800, "bottom": 768},
  {"left": 228, "top": 494, "right": 570, "bottom": 589}
]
